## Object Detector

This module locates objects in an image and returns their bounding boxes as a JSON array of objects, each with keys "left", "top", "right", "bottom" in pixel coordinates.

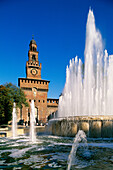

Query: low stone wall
[
  {"left": 0, "top": 128, "right": 24, "bottom": 137},
  {"left": 0, "top": 126, "right": 45, "bottom": 137},
  {"left": 48, "top": 116, "right": 113, "bottom": 138}
]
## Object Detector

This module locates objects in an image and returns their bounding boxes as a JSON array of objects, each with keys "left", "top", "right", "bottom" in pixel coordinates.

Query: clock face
[{"left": 31, "top": 69, "right": 37, "bottom": 75}]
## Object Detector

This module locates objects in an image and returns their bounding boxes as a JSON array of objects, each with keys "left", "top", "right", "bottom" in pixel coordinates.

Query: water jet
[{"left": 29, "top": 100, "right": 36, "bottom": 143}]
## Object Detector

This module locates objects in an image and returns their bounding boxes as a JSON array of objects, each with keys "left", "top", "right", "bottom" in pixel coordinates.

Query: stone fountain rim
[{"left": 49, "top": 115, "right": 113, "bottom": 122}]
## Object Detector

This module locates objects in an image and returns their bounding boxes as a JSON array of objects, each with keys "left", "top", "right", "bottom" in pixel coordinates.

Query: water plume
[
  {"left": 29, "top": 100, "right": 36, "bottom": 143},
  {"left": 12, "top": 102, "right": 17, "bottom": 138},
  {"left": 58, "top": 9, "right": 113, "bottom": 118},
  {"left": 67, "top": 130, "right": 87, "bottom": 170}
]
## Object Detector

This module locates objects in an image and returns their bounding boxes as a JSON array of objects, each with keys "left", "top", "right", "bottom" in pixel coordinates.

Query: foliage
[
  {"left": 0, "top": 83, "right": 28, "bottom": 125},
  {"left": 4, "top": 83, "right": 29, "bottom": 108},
  {"left": 0, "top": 85, "right": 13, "bottom": 125}
]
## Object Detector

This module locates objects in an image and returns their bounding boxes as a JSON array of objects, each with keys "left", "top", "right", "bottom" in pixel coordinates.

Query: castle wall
[
  {"left": 18, "top": 78, "right": 50, "bottom": 123},
  {"left": 47, "top": 99, "right": 59, "bottom": 118}
]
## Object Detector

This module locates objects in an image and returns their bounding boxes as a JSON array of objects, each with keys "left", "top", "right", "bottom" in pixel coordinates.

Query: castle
[{"left": 18, "top": 38, "right": 58, "bottom": 124}]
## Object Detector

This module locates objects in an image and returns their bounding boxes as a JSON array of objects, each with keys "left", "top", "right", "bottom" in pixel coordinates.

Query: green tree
[
  {"left": 0, "top": 85, "right": 13, "bottom": 125},
  {"left": 0, "top": 83, "right": 28, "bottom": 125},
  {"left": 4, "top": 83, "right": 28, "bottom": 108}
]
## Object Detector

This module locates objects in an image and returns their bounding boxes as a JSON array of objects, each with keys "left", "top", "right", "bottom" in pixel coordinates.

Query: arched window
[
  {"left": 33, "top": 47, "right": 36, "bottom": 51},
  {"left": 32, "top": 55, "right": 36, "bottom": 62}
]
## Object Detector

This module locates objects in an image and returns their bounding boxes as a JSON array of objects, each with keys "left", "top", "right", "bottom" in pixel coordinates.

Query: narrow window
[{"left": 32, "top": 55, "right": 36, "bottom": 62}]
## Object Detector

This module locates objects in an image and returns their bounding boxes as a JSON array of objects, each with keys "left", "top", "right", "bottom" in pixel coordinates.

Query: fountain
[
  {"left": 12, "top": 102, "right": 17, "bottom": 138},
  {"left": 58, "top": 9, "right": 113, "bottom": 117},
  {"left": 67, "top": 130, "right": 87, "bottom": 170},
  {"left": 49, "top": 9, "right": 113, "bottom": 138},
  {"left": 29, "top": 100, "right": 36, "bottom": 143},
  {"left": 0, "top": 8, "right": 113, "bottom": 170}
]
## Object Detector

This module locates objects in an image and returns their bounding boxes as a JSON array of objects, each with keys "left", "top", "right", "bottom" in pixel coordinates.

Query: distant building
[{"left": 18, "top": 38, "right": 58, "bottom": 124}]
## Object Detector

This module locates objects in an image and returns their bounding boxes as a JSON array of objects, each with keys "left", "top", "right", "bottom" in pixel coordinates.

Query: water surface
[{"left": 0, "top": 135, "right": 113, "bottom": 169}]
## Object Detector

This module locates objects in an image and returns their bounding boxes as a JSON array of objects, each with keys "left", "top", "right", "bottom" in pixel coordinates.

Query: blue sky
[{"left": 0, "top": 0, "right": 113, "bottom": 98}]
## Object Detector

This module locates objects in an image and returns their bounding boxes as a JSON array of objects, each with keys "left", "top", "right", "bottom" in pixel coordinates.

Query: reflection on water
[{"left": 0, "top": 135, "right": 113, "bottom": 169}]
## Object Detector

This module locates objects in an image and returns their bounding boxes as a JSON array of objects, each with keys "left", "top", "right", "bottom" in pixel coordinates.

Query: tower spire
[{"left": 32, "top": 34, "right": 34, "bottom": 40}]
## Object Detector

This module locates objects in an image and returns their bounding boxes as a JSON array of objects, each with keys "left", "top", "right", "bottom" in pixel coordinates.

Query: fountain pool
[{"left": 1, "top": 135, "right": 113, "bottom": 169}]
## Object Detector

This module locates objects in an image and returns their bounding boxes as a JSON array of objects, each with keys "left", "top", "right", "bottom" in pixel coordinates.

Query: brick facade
[{"left": 18, "top": 39, "right": 58, "bottom": 124}]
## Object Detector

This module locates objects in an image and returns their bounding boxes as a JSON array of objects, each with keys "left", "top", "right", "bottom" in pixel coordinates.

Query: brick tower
[
  {"left": 26, "top": 39, "right": 41, "bottom": 80},
  {"left": 18, "top": 38, "right": 51, "bottom": 124}
]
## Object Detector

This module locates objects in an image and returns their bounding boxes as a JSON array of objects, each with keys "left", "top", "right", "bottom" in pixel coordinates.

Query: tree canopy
[{"left": 0, "top": 83, "right": 28, "bottom": 125}]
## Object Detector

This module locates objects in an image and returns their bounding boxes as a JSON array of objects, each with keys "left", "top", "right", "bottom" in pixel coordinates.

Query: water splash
[
  {"left": 67, "top": 130, "right": 87, "bottom": 170},
  {"left": 29, "top": 100, "right": 36, "bottom": 143},
  {"left": 58, "top": 8, "right": 113, "bottom": 117},
  {"left": 12, "top": 102, "right": 17, "bottom": 138}
]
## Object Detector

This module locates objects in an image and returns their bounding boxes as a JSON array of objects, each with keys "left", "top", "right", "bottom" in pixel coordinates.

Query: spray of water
[
  {"left": 58, "top": 9, "right": 113, "bottom": 117},
  {"left": 29, "top": 100, "right": 36, "bottom": 143},
  {"left": 67, "top": 130, "right": 87, "bottom": 170},
  {"left": 12, "top": 102, "right": 17, "bottom": 138}
]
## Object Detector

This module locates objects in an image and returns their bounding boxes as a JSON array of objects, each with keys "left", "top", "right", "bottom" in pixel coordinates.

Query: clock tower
[
  {"left": 18, "top": 38, "right": 59, "bottom": 125},
  {"left": 26, "top": 39, "right": 41, "bottom": 79}
]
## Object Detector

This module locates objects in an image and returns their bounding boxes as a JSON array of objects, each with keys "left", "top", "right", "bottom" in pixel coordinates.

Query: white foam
[{"left": 9, "top": 145, "right": 37, "bottom": 158}]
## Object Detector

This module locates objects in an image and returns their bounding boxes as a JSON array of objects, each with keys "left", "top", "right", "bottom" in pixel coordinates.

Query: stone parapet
[
  {"left": 47, "top": 98, "right": 59, "bottom": 107},
  {"left": 18, "top": 78, "right": 50, "bottom": 91},
  {"left": 48, "top": 116, "right": 113, "bottom": 138}
]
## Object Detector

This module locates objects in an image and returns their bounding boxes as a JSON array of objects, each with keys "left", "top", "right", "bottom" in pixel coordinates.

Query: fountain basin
[{"left": 48, "top": 116, "right": 113, "bottom": 138}]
